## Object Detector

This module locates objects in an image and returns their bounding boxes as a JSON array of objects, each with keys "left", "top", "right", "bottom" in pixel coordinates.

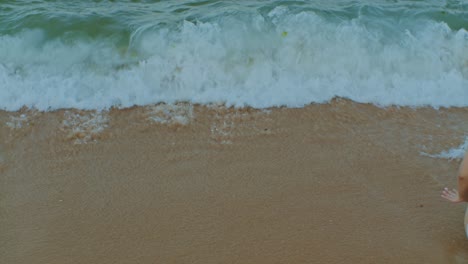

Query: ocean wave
[{"left": 0, "top": 4, "right": 468, "bottom": 111}]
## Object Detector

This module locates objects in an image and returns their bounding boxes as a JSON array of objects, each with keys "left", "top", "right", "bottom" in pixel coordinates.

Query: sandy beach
[{"left": 1, "top": 99, "right": 468, "bottom": 263}]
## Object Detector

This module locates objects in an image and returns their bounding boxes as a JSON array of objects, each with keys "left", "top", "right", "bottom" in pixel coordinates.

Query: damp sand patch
[
  {"left": 0, "top": 147, "right": 4, "bottom": 173},
  {"left": 208, "top": 106, "right": 273, "bottom": 145}
]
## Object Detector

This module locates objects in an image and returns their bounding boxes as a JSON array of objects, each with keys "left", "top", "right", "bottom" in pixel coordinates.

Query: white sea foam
[
  {"left": 147, "top": 104, "right": 193, "bottom": 125},
  {"left": 1, "top": 8, "right": 468, "bottom": 111},
  {"left": 6, "top": 114, "right": 29, "bottom": 129},
  {"left": 421, "top": 137, "right": 468, "bottom": 160},
  {"left": 61, "top": 111, "right": 109, "bottom": 144}
]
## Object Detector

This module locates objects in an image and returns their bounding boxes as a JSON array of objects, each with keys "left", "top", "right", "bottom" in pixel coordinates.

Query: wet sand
[{"left": 1, "top": 100, "right": 468, "bottom": 263}]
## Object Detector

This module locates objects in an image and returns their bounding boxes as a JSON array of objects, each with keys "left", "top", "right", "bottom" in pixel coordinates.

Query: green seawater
[{"left": 1, "top": 0, "right": 467, "bottom": 48}]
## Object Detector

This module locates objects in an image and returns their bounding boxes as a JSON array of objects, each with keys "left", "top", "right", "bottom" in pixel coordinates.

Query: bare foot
[{"left": 441, "top": 187, "right": 464, "bottom": 203}]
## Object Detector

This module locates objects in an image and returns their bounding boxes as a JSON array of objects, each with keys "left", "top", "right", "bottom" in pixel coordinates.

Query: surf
[{"left": 0, "top": 1, "right": 467, "bottom": 111}]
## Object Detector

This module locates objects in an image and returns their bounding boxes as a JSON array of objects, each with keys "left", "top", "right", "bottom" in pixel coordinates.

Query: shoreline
[{"left": 1, "top": 100, "right": 468, "bottom": 263}]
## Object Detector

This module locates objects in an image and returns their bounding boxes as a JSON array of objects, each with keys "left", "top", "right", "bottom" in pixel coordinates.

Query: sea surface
[{"left": 1, "top": 0, "right": 467, "bottom": 111}]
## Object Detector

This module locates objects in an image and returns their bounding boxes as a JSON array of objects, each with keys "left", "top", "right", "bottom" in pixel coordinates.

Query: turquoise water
[{"left": 1, "top": 0, "right": 468, "bottom": 110}]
